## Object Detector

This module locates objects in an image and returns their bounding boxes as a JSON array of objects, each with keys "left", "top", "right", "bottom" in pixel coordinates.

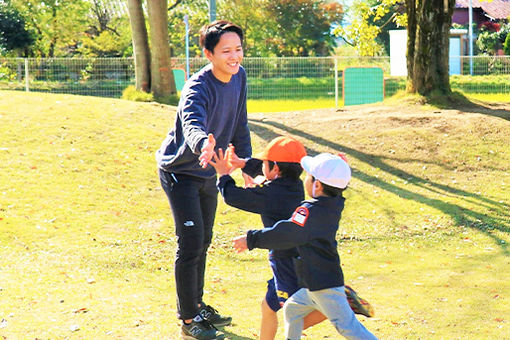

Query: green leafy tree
[
  {"left": 337, "top": 0, "right": 456, "bottom": 96},
  {"left": 335, "top": 0, "right": 405, "bottom": 56},
  {"left": 477, "top": 23, "right": 510, "bottom": 55},
  {"left": 264, "top": 0, "right": 344, "bottom": 56},
  {"left": 0, "top": 2, "right": 34, "bottom": 55},
  {"left": 217, "top": 0, "right": 278, "bottom": 57},
  {"left": 165, "top": 0, "right": 343, "bottom": 58},
  {"left": 11, "top": 0, "right": 91, "bottom": 57},
  {"left": 78, "top": 0, "right": 133, "bottom": 57},
  {"left": 504, "top": 30, "right": 510, "bottom": 55},
  {"left": 167, "top": 0, "right": 208, "bottom": 58}
]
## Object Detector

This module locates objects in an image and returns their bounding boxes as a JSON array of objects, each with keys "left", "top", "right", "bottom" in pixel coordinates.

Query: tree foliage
[
  {"left": 7, "top": 0, "right": 132, "bottom": 57},
  {"left": 338, "top": 0, "right": 456, "bottom": 96},
  {"left": 166, "top": 0, "right": 343, "bottom": 57},
  {"left": 167, "top": 0, "right": 208, "bottom": 57},
  {"left": 264, "top": 0, "right": 343, "bottom": 56},
  {"left": 78, "top": 0, "right": 133, "bottom": 57},
  {"left": 504, "top": 29, "right": 510, "bottom": 56},
  {"left": 334, "top": 0, "right": 406, "bottom": 57},
  {"left": 477, "top": 23, "right": 510, "bottom": 55},
  {"left": 9, "top": 0, "right": 90, "bottom": 57},
  {"left": 0, "top": 2, "right": 34, "bottom": 54}
]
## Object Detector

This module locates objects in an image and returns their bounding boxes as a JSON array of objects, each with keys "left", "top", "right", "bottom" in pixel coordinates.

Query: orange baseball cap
[{"left": 256, "top": 136, "right": 307, "bottom": 163}]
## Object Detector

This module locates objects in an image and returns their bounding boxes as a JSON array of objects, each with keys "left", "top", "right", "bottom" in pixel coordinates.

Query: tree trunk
[
  {"left": 147, "top": 0, "right": 176, "bottom": 99},
  {"left": 405, "top": 0, "right": 455, "bottom": 96},
  {"left": 126, "top": 0, "right": 151, "bottom": 92}
]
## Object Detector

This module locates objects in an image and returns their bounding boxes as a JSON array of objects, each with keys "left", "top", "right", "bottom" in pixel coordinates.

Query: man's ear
[{"left": 203, "top": 48, "right": 213, "bottom": 61}]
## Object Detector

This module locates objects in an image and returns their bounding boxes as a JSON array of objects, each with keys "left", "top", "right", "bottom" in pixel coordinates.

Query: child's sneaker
[
  {"left": 345, "top": 285, "right": 374, "bottom": 317},
  {"left": 181, "top": 319, "right": 225, "bottom": 340},
  {"left": 199, "top": 304, "right": 232, "bottom": 327}
]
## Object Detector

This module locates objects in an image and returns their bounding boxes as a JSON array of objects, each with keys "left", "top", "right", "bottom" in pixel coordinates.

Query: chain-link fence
[{"left": 1, "top": 56, "right": 509, "bottom": 102}]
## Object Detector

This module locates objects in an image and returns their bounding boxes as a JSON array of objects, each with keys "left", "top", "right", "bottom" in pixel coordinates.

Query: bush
[
  {"left": 0, "top": 61, "right": 16, "bottom": 81},
  {"left": 122, "top": 85, "right": 154, "bottom": 102},
  {"left": 504, "top": 33, "right": 510, "bottom": 56}
]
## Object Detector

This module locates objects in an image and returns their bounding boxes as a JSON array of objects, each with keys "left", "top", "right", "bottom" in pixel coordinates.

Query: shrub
[
  {"left": 504, "top": 33, "right": 510, "bottom": 56},
  {"left": 0, "top": 61, "right": 16, "bottom": 81},
  {"left": 122, "top": 85, "right": 154, "bottom": 102}
]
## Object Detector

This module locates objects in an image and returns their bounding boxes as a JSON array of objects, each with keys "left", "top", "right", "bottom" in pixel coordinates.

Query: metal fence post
[
  {"left": 24, "top": 58, "right": 30, "bottom": 92},
  {"left": 334, "top": 57, "right": 338, "bottom": 109}
]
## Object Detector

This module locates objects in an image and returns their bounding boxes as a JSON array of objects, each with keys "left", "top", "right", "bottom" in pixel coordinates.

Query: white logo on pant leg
[{"left": 184, "top": 221, "right": 195, "bottom": 227}]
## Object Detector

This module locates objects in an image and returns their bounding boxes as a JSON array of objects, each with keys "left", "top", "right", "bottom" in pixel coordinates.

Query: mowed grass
[{"left": 1, "top": 90, "right": 509, "bottom": 339}]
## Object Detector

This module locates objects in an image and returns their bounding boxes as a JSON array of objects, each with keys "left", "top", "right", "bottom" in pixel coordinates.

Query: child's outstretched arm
[
  {"left": 226, "top": 144, "right": 246, "bottom": 170},
  {"left": 209, "top": 148, "right": 233, "bottom": 176},
  {"left": 226, "top": 144, "right": 255, "bottom": 188}
]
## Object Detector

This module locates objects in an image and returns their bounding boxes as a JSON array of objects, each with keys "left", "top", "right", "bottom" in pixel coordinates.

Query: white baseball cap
[{"left": 300, "top": 153, "right": 351, "bottom": 189}]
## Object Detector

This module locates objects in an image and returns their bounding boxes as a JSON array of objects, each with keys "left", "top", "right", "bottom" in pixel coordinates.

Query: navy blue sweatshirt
[
  {"left": 246, "top": 196, "right": 346, "bottom": 291},
  {"left": 217, "top": 159, "right": 303, "bottom": 258},
  {"left": 156, "top": 64, "right": 251, "bottom": 178}
]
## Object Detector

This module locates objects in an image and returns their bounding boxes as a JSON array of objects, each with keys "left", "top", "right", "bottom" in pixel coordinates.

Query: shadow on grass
[
  {"left": 222, "top": 329, "right": 255, "bottom": 340},
  {"left": 427, "top": 91, "right": 510, "bottom": 121},
  {"left": 247, "top": 118, "right": 510, "bottom": 254}
]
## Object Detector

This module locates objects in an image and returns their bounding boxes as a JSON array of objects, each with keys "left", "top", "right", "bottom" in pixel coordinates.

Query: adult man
[{"left": 156, "top": 20, "right": 251, "bottom": 340}]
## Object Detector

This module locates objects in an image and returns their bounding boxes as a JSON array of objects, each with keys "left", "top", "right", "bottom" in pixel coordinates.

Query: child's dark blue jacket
[
  {"left": 246, "top": 195, "right": 346, "bottom": 291},
  {"left": 216, "top": 159, "right": 304, "bottom": 259}
]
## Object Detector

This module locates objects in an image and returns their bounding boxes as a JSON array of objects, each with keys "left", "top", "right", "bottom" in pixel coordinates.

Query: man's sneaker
[
  {"left": 181, "top": 319, "right": 225, "bottom": 340},
  {"left": 345, "top": 285, "right": 375, "bottom": 317},
  {"left": 199, "top": 304, "right": 232, "bottom": 327}
]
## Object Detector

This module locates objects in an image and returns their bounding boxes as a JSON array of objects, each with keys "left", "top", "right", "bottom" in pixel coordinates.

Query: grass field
[{"left": 0, "top": 90, "right": 509, "bottom": 339}]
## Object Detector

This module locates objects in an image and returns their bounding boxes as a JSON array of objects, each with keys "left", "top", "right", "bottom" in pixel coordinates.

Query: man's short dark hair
[
  {"left": 311, "top": 176, "right": 345, "bottom": 197},
  {"left": 268, "top": 161, "right": 303, "bottom": 181},
  {"left": 199, "top": 20, "right": 244, "bottom": 52}
]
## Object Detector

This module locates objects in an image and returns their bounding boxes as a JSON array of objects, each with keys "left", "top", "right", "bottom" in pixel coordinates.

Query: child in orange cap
[
  {"left": 233, "top": 153, "right": 378, "bottom": 340},
  {"left": 210, "top": 137, "right": 373, "bottom": 340}
]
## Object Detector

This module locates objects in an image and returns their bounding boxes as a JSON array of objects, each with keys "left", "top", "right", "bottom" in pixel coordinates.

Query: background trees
[
  {"left": 0, "top": 2, "right": 34, "bottom": 56},
  {"left": 338, "top": 0, "right": 457, "bottom": 96},
  {"left": 1, "top": 0, "right": 469, "bottom": 99},
  {"left": 127, "top": 0, "right": 175, "bottom": 101}
]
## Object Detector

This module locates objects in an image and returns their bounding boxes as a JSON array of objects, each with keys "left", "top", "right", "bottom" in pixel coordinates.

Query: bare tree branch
[{"left": 168, "top": 0, "right": 184, "bottom": 11}]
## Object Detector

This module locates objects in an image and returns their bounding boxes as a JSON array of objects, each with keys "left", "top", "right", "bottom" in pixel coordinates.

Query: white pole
[
  {"left": 469, "top": 0, "right": 473, "bottom": 75},
  {"left": 24, "top": 58, "right": 29, "bottom": 92},
  {"left": 184, "top": 15, "right": 190, "bottom": 79},
  {"left": 334, "top": 57, "right": 338, "bottom": 108}
]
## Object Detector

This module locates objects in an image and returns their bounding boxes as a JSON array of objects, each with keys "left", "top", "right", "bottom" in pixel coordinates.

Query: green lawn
[{"left": 0, "top": 90, "right": 509, "bottom": 339}]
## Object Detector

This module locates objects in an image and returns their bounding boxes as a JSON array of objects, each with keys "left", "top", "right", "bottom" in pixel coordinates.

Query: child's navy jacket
[
  {"left": 216, "top": 159, "right": 304, "bottom": 259},
  {"left": 246, "top": 195, "right": 346, "bottom": 291}
]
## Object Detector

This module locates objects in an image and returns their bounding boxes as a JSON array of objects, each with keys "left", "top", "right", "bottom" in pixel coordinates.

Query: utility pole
[
  {"left": 209, "top": 0, "right": 216, "bottom": 22},
  {"left": 469, "top": 0, "right": 473, "bottom": 75}
]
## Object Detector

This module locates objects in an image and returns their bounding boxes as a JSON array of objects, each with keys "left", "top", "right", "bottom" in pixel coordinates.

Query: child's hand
[
  {"left": 242, "top": 172, "right": 255, "bottom": 188},
  {"left": 209, "top": 148, "right": 233, "bottom": 176},
  {"left": 199, "top": 134, "right": 216, "bottom": 168},
  {"left": 226, "top": 144, "right": 246, "bottom": 170},
  {"left": 232, "top": 235, "right": 248, "bottom": 253}
]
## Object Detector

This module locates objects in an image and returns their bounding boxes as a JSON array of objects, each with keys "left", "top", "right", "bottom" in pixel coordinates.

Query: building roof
[{"left": 456, "top": 0, "right": 510, "bottom": 20}]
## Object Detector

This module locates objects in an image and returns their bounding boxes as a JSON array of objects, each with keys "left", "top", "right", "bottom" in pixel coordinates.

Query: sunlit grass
[
  {"left": 246, "top": 92, "right": 509, "bottom": 113},
  {"left": 0, "top": 90, "right": 509, "bottom": 339},
  {"left": 248, "top": 98, "right": 338, "bottom": 112}
]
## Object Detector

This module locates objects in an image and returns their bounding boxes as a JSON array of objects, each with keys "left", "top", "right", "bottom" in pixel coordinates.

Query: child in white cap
[{"left": 233, "top": 153, "right": 377, "bottom": 340}]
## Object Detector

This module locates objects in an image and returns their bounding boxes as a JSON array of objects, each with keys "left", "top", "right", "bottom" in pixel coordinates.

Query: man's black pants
[{"left": 159, "top": 169, "right": 218, "bottom": 320}]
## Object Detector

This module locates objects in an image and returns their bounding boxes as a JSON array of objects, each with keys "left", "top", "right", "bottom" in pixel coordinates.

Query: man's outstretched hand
[{"left": 199, "top": 134, "right": 216, "bottom": 168}]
